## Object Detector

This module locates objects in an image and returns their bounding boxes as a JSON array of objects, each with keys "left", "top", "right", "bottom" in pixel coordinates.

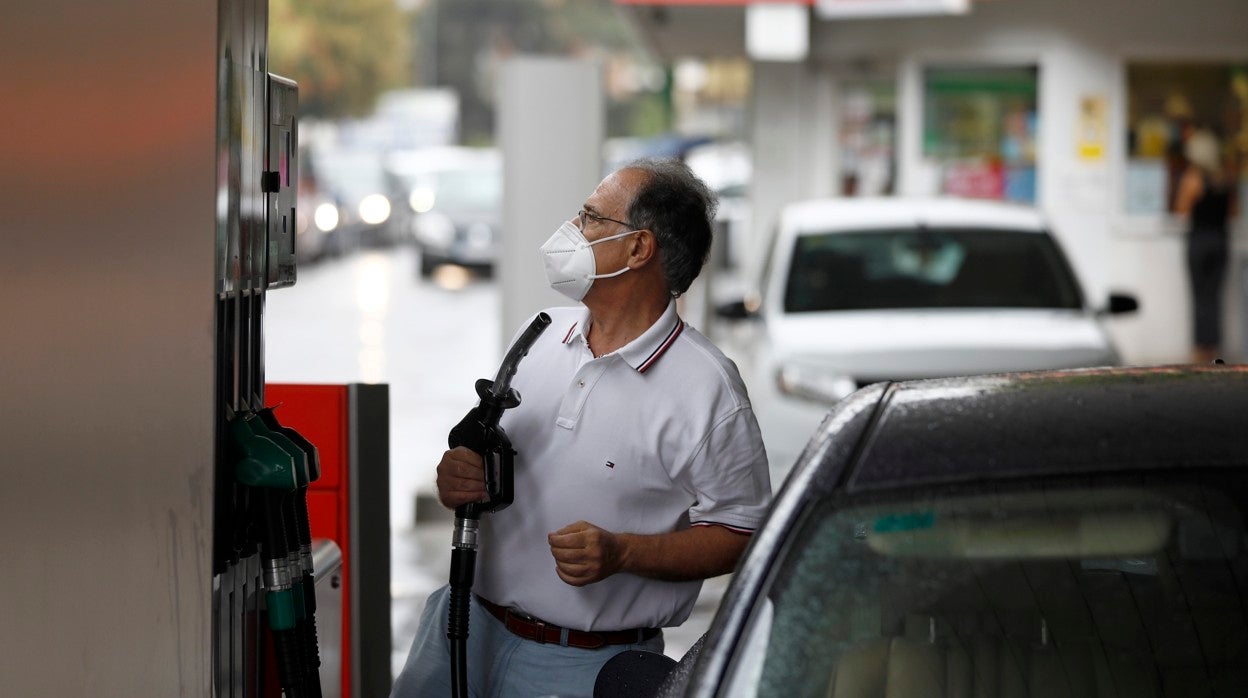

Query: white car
[{"left": 716, "top": 197, "right": 1138, "bottom": 485}]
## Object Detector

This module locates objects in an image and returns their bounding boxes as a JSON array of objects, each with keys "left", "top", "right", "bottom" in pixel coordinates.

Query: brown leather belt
[{"left": 476, "top": 595, "right": 660, "bottom": 650}]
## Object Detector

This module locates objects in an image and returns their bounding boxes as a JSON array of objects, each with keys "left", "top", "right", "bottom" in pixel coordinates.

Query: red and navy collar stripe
[
  {"left": 637, "top": 319, "right": 684, "bottom": 374},
  {"left": 562, "top": 316, "right": 684, "bottom": 372}
]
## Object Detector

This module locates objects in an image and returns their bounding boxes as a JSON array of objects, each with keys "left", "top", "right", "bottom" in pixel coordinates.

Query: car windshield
[
  {"left": 721, "top": 479, "right": 1248, "bottom": 697},
  {"left": 314, "top": 150, "right": 386, "bottom": 201},
  {"left": 427, "top": 168, "right": 501, "bottom": 212},
  {"left": 783, "top": 228, "right": 1083, "bottom": 312},
  {"left": 395, "top": 164, "right": 501, "bottom": 214}
]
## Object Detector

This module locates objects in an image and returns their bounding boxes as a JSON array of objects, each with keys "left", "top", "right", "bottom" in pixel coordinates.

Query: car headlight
[
  {"left": 359, "top": 194, "right": 391, "bottom": 225},
  {"left": 409, "top": 187, "right": 436, "bottom": 213},
  {"left": 775, "top": 361, "right": 858, "bottom": 405},
  {"left": 314, "top": 202, "right": 340, "bottom": 232},
  {"left": 415, "top": 211, "right": 455, "bottom": 248}
]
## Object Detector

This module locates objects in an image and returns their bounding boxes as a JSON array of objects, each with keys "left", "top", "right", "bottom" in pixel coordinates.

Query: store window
[
  {"left": 839, "top": 80, "right": 896, "bottom": 197},
  {"left": 923, "top": 66, "right": 1038, "bottom": 204},
  {"left": 1125, "top": 63, "right": 1248, "bottom": 215}
]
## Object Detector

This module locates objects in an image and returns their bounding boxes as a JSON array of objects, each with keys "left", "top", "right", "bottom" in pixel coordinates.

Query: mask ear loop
[
  {"left": 588, "top": 265, "right": 631, "bottom": 281},
  {"left": 584, "top": 228, "right": 642, "bottom": 280},
  {"left": 585, "top": 228, "right": 642, "bottom": 248}
]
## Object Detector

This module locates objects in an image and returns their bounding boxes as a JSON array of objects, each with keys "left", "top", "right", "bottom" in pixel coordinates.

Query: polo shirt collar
[{"left": 559, "top": 299, "right": 685, "bottom": 373}]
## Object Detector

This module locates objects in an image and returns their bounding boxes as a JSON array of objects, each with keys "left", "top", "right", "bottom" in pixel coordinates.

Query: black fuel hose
[{"left": 446, "top": 312, "right": 551, "bottom": 698}]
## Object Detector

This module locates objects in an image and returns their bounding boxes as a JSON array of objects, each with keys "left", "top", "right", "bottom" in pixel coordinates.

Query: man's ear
[{"left": 628, "top": 229, "right": 658, "bottom": 267}]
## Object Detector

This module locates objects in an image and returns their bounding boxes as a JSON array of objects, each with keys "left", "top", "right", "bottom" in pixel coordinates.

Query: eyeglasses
[{"left": 578, "top": 209, "right": 636, "bottom": 232}]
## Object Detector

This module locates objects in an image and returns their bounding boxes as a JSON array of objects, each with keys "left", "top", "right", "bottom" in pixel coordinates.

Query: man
[{"left": 392, "top": 159, "right": 771, "bottom": 698}]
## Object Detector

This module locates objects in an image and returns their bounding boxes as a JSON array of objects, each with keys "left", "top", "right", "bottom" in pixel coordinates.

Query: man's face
[
  {"left": 569, "top": 168, "right": 646, "bottom": 281},
  {"left": 577, "top": 168, "right": 645, "bottom": 243}
]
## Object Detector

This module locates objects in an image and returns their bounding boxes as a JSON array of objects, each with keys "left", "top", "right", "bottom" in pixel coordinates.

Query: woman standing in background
[{"left": 1175, "top": 129, "right": 1238, "bottom": 363}]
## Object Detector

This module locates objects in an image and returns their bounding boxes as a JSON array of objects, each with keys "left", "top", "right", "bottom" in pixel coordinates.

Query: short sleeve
[{"left": 685, "top": 406, "right": 772, "bottom": 532}]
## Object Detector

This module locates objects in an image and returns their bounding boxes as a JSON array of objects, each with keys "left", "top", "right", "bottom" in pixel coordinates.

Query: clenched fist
[
  {"left": 547, "top": 520, "right": 627, "bottom": 586},
  {"left": 435, "top": 447, "right": 488, "bottom": 509}
]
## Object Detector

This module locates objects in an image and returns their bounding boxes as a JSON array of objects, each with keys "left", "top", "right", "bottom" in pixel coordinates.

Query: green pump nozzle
[
  {"left": 257, "top": 407, "right": 325, "bottom": 697},
  {"left": 228, "top": 412, "right": 311, "bottom": 698}
]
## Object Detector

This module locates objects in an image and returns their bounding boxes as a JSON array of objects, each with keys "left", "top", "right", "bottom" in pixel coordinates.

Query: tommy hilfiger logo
[{"left": 605, "top": 461, "right": 615, "bottom": 469}]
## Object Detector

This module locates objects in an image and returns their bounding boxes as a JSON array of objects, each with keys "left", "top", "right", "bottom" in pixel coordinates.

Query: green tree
[
  {"left": 269, "top": 0, "right": 412, "bottom": 119},
  {"left": 419, "top": 0, "right": 659, "bottom": 143}
]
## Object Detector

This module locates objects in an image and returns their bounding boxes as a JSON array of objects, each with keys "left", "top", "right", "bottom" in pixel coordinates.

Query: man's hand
[
  {"left": 435, "top": 447, "right": 487, "bottom": 509},
  {"left": 549, "top": 523, "right": 750, "bottom": 585},
  {"left": 548, "top": 521, "right": 627, "bottom": 587}
]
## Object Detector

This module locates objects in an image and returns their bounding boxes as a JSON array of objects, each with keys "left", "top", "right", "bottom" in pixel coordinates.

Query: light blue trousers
[{"left": 391, "top": 586, "right": 665, "bottom": 698}]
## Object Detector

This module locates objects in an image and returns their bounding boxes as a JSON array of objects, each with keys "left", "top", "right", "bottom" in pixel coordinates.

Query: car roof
[
  {"left": 780, "top": 197, "right": 1048, "bottom": 235},
  {"left": 833, "top": 364, "right": 1248, "bottom": 491},
  {"left": 384, "top": 146, "right": 500, "bottom": 176}
]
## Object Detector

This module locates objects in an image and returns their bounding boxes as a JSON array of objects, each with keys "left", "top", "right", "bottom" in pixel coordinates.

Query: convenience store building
[{"left": 621, "top": 0, "right": 1248, "bottom": 363}]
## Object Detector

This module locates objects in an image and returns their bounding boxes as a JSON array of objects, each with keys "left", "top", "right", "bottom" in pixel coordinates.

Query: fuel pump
[
  {"left": 446, "top": 312, "right": 551, "bottom": 698},
  {"left": 211, "top": 12, "right": 313, "bottom": 690}
]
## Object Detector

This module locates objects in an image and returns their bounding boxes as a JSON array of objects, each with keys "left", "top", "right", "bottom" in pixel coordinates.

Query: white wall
[{"left": 0, "top": 2, "right": 217, "bottom": 695}]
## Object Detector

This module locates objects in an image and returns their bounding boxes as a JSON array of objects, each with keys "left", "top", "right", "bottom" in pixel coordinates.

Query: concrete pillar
[
  {"left": 747, "top": 61, "right": 835, "bottom": 286},
  {"left": 497, "top": 57, "right": 604, "bottom": 345}
]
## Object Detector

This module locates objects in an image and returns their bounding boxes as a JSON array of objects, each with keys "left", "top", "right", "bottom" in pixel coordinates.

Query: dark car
[
  {"left": 605, "top": 364, "right": 1248, "bottom": 698},
  {"left": 385, "top": 147, "right": 502, "bottom": 277},
  {"left": 311, "top": 147, "right": 398, "bottom": 252}
]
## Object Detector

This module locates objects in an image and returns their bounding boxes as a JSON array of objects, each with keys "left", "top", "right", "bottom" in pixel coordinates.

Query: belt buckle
[
  {"left": 531, "top": 618, "right": 548, "bottom": 644},
  {"left": 509, "top": 609, "right": 547, "bottom": 644}
]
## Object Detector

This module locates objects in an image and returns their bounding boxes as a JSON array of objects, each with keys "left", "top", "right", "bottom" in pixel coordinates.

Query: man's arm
[{"left": 547, "top": 520, "right": 750, "bottom": 587}]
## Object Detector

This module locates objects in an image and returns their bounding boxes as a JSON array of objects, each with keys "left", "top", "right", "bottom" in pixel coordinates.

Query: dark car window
[
  {"left": 721, "top": 479, "right": 1248, "bottom": 697},
  {"left": 783, "top": 228, "right": 1083, "bottom": 313}
]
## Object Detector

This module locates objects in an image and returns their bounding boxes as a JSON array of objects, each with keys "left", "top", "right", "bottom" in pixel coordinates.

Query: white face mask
[{"left": 540, "top": 220, "right": 640, "bottom": 302}]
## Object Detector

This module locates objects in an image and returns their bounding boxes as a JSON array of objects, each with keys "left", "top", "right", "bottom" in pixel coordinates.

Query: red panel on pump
[
  {"left": 306, "top": 490, "right": 341, "bottom": 543},
  {"left": 266, "top": 384, "right": 351, "bottom": 698},
  {"left": 267, "top": 384, "right": 347, "bottom": 490}
]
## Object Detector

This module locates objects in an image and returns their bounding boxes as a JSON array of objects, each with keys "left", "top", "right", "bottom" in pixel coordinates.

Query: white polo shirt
[{"left": 475, "top": 300, "right": 772, "bottom": 632}]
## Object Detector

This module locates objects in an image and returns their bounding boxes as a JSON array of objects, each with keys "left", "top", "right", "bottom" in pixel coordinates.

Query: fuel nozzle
[
  {"left": 228, "top": 411, "right": 308, "bottom": 698},
  {"left": 257, "top": 407, "right": 325, "bottom": 697}
]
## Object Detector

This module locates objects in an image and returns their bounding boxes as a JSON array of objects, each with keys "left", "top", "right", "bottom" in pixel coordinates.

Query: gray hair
[{"left": 622, "top": 158, "right": 719, "bottom": 297}]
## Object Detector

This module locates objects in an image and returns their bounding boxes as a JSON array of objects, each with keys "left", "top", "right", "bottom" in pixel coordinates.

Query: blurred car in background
[
  {"left": 294, "top": 161, "right": 336, "bottom": 264},
  {"left": 685, "top": 140, "right": 751, "bottom": 277},
  {"left": 308, "top": 147, "right": 397, "bottom": 253},
  {"left": 716, "top": 198, "right": 1138, "bottom": 483},
  {"left": 637, "top": 364, "right": 1248, "bottom": 698},
  {"left": 293, "top": 190, "right": 332, "bottom": 264},
  {"left": 386, "top": 146, "right": 502, "bottom": 277}
]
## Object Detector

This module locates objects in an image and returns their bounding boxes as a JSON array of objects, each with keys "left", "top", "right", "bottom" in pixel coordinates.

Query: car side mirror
[
  {"left": 1102, "top": 292, "right": 1139, "bottom": 316},
  {"left": 715, "top": 299, "right": 757, "bottom": 320},
  {"left": 594, "top": 650, "right": 676, "bottom": 698}
]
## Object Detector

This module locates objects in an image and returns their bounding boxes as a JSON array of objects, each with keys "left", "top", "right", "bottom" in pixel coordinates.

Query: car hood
[{"left": 766, "top": 309, "right": 1118, "bottom": 379}]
